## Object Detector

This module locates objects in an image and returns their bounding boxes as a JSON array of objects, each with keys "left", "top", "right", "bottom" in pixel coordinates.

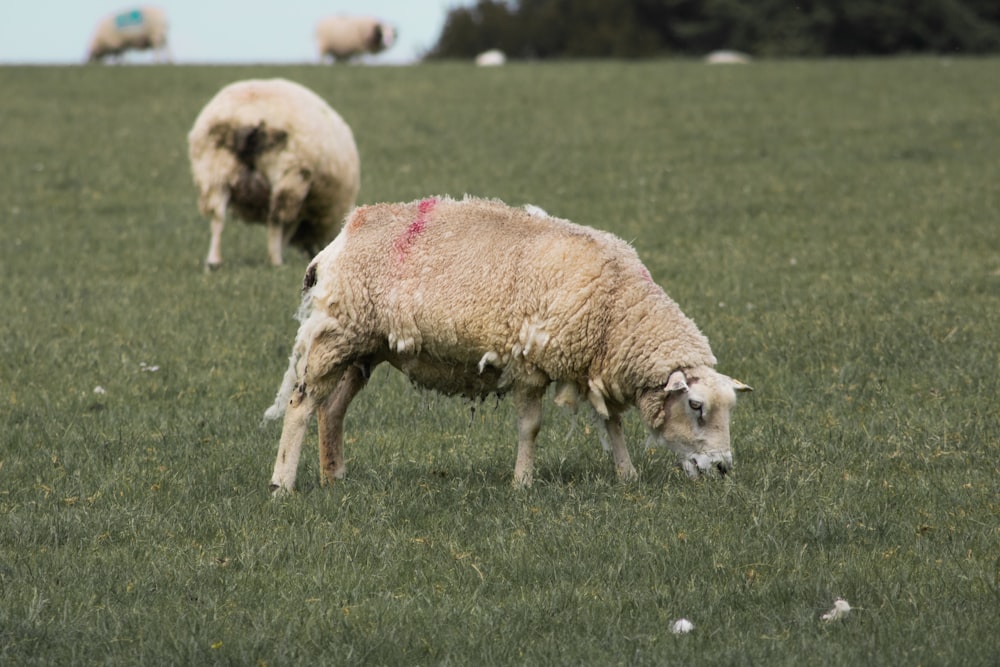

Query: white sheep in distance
[
  {"left": 315, "top": 15, "right": 397, "bottom": 63},
  {"left": 265, "top": 196, "right": 752, "bottom": 493},
  {"left": 87, "top": 6, "right": 170, "bottom": 63},
  {"left": 187, "top": 78, "right": 360, "bottom": 268},
  {"left": 475, "top": 49, "right": 507, "bottom": 67},
  {"left": 705, "top": 50, "right": 752, "bottom": 64}
]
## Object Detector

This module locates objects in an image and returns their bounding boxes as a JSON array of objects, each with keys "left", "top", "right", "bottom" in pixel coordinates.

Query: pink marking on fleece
[
  {"left": 639, "top": 266, "right": 655, "bottom": 285},
  {"left": 393, "top": 197, "right": 438, "bottom": 262}
]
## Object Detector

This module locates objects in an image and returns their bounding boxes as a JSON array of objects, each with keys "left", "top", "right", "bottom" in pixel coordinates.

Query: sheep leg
[
  {"left": 266, "top": 223, "right": 288, "bottom": 266},
  {"left": 206, "top": 214, "right": 225, "bottom": 269},
  {"left": 266, "top": 176, "right": 310, "bottom": 266},
  {"left": 317, "top": 365, "right": 368, "bottom": 485},
  {"left": 513, "top": 387, "right": 545, "bottom": 487},
  {"left": 604, "top": 413, "right": 637, "bottom": 481},
  {"left": 269, "top": 382, "right": 320, "bottom": 495}
]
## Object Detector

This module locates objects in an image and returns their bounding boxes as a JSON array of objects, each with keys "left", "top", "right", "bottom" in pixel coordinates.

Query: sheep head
[{"left": 640, "top": 367, "right": 752, "bottom": 478}]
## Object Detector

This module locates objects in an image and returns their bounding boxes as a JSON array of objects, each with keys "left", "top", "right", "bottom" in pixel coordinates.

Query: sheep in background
[
  {"left": 475, "top": 49, "right": 507, "bottom": 67},
  {"left": 315, "top": 15, "right": 397, "bottom": 63},
  {"left": 706, "top": 50, "right": 752, "bottom": 64},
  {"left": 87, "top": 5, "right": 170, "bottom": 63},
  {"left": 265, "top": 196, "right": 751, "bottom": 493},
  {"left": 187, "top": 78, "right": 360, "bottom": 268}
]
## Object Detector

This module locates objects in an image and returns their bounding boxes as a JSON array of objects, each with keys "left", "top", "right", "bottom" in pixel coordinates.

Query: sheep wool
[
  {"left": 187, "top": 78, "right": 360, "bottom": 268},
  {"left": 266, "top": 196, "right": 751, "bottom": 492},
  {"left": 87, "top": 5, "right": 170, "bottom": 63},
  {"left": 315, "top": 15, "right": 396, "bottom": 63}
]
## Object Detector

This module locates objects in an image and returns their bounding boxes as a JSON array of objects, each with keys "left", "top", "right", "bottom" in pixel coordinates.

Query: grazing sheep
[
  {"left": 187, "top": 78, "right": 360, "bottom": 268},
  {"left": 87, "top": 6, "right": 170, "bottom": 63},
  {"left": 475, "top": 49, "right": 507, "bottom": 67},
  {"left": 315, "top": 15, "right": 397, "bottom": 63},
  {"left": 265, "top": 196, "right": 751, "bottom": 493}
]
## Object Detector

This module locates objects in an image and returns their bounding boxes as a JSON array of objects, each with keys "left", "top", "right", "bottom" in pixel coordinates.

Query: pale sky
[{"left": 0, "top": 1, "right": 463, "bottom": 64}]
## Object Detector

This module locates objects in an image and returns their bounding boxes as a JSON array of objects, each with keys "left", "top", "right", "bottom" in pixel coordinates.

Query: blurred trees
[{"left": 426, "top": 0, "right": 1000, "bottom": 59}]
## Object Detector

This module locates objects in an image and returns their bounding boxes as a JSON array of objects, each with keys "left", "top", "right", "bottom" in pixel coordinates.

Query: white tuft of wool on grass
[
  {"left": 671, "top": 618, "right": 695, "bottom": 634},
  {"left": 821, "top": 598, "right": 852, "bottom": 622}
]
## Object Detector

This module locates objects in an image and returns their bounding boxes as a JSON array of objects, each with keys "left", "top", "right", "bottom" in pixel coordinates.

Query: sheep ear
[
  {"left": 731, "top": 378, "right": 753, "bottom": 393},
  {"left": 664, "top": 370, "right": 688, "bottom": 394}
]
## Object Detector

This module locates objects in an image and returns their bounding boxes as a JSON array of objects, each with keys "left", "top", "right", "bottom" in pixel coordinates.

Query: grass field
[{"left": 1, "top": 58, "right": 999, "bottom": 665}]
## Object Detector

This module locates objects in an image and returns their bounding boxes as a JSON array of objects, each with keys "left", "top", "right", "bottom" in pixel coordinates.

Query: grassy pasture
[{"left": 1, "top": 58, "right": 999, "bottom": 664}]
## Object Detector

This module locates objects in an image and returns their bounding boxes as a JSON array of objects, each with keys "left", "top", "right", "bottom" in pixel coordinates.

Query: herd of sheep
[{"left": 90, "top": 5, "right": 753, "bottom": 491}]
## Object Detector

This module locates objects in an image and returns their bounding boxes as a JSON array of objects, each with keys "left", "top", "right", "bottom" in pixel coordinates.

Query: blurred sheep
[
  {"left": 315, "top": 15, "right": 396, "bottom": 63},
  {"left": 705, "top": 50, "right": 752, "bottom": 64},
  {"left": 475, "top": 49, "right": 507, "bottom": 66},
  {"left": 187, "top": 78, "right": 360, "bottom": 268},
  {"left": 87, "top": 6, "right": 170, "bottom": 63}
]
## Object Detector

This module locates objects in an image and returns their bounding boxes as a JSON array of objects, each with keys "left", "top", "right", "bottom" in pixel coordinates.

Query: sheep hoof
[
  {"left": 268, "top": 483, "right": 289, "bottom": 497},
  {"left": 617, "top": 465, "right": 639, "bottom": 482},
  {"left": 512, "top": 475, "right": 533, "bottom": 489},
  {"left": 205, "top": 261, "right": 222, "bottom": 273}
]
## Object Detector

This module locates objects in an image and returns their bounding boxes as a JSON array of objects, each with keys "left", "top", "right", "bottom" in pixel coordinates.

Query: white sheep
[
  {"left": 264, "top": 196, "right": 751, "bottom": 493},
  {"left": 315, "top": 15, "right": 397, "bottom": 63},
  {"left": 87, "top": 6, "right": 170, "bottom": 63},
  {"left": 475, "top": 49, "right": 507, "bottom": 67},
  {"left": 187, "top": 78, "right": 360, "bottom": 268},
  {"left": 705, "top": 50, "right": 752, "bottom": 65}
]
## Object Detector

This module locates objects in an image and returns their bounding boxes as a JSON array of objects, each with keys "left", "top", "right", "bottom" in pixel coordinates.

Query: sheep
[
  {"left": 87, "top": 6, "right": 170, "bottom": 63},
  {"left": 264, "top": 196, "right": 752, "bottom": 493},
  {"left": 315, "top": 15, "right": 397, "bottom": 63},
  {"left": 705, "top": 50, "right": 752, "bottom": 64},
  {"left": 187, "top": 78, "right": 360, "bottom": 268},
  {"left": 475, "top": 49, "right": 507, "bottom": 67}
]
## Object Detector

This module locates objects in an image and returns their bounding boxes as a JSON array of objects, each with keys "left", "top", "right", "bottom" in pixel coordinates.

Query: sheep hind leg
[
  {"left": 604, "top": 413, "right": 637, "bottom": 482},
  {"left": 317, "top": 365, "right": 368, "bottom": 485},
  {"left": 266, "top": 221, "right": 292, "bottom": 266},
  {"left": 269, "top": 381, "right": 323, "bottom": 496},
  {"left": 266, "top": 177, "right": 309, "bottom": 266},
  {"left": 513, "top": 387, "right": 545, "bottom": 488},
  {"left": 206, "top": 214, "right": 225, "bottom": 270}
]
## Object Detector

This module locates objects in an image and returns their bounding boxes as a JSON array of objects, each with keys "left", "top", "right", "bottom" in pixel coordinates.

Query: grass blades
[{"left": 1, "top": 58, "right": 999, "bottom": 665}]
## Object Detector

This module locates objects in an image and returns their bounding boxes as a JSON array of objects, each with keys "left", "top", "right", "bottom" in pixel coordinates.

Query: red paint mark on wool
[{"left": 393, "top": 197, "right": 438, "bottom": 261}]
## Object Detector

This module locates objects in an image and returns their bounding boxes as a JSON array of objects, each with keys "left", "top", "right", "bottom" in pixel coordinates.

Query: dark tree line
[{"left": 426, "top": 0, "right": 1000, "bottom": 59}]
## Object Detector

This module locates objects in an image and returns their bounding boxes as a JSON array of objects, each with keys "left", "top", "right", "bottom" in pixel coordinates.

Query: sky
[{"left": 0, "top": 1, "right": 462, "bottom": 64}]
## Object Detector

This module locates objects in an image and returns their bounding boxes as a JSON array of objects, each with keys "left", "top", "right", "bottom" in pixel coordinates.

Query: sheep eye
[{"left": 688, "top": 400, "right": 703, "bottom": 412}]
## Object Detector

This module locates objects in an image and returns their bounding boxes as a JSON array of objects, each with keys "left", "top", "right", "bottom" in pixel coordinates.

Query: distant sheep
[
  {"left": 705, "top": 50, "right": 752, "bottom": 64},
  {"left": 187, "top": 78, "right": 360, "bottom": 268},
  {"left": 87, "top": 6, "right": 170, "bottom": 63},
  {"left": 315, "top": 15, "right": 396, "bottom": 63},
  {"left": 475, "top": 49, "right": 507, "bottom": 67},
  {"left": 265, "top": 196, "right": 751, "bottom": 493}
]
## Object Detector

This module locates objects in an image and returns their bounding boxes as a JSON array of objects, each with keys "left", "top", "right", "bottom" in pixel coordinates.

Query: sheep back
[
  {"left": 301, "top": 196, "right": 716, "bottom": 406},
  {"left": 187, "top": 78, "right": 360, "bottom": 259}
]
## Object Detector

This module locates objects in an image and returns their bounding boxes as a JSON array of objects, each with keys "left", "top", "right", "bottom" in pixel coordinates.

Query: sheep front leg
[
  {"left": 513, "top": 387, "right": 545, "bottom": 488},
  {"left": 269, "top": 384, "right": 317, "bottom": 495},
  {"left": 317, "top": 365, "right": 368, "bottom": 485},
  {"left": 604, "top": 413, "right": 637, "bottom": 482}
]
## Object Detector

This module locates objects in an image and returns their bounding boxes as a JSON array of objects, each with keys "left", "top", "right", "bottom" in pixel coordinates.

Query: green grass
[{"left": 1, "top": 58, "right": 999, "bottom": 665}]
